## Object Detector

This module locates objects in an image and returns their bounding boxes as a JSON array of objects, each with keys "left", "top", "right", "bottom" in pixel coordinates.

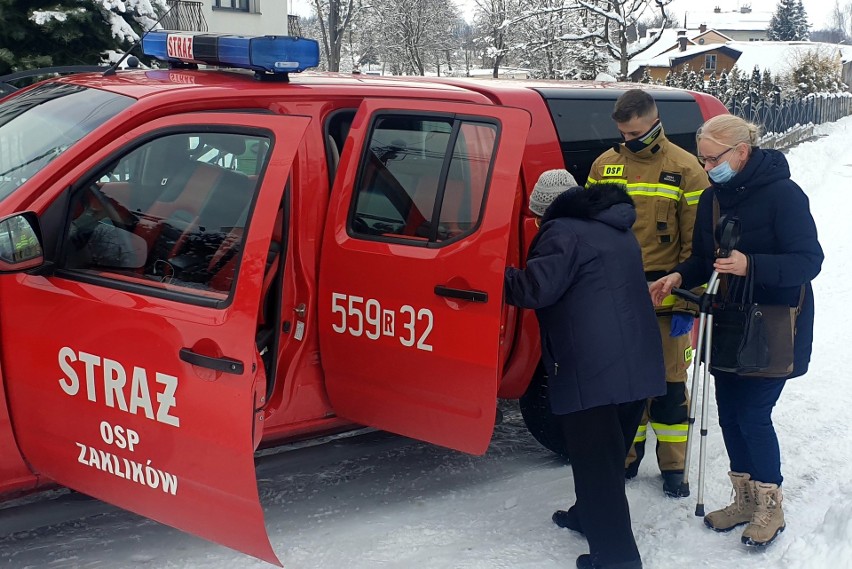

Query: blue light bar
[{"left": 142, "top": 31, "right": 320, "bottom": 74}]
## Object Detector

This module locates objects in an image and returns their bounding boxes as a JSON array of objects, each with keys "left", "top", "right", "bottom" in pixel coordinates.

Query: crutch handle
[{"left": 671, "top": 288, "right": 701, "bottom": 304}]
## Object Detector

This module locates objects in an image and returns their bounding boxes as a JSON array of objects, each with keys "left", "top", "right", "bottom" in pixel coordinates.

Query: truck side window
[
  {"left": 61, "top": 131, "right": 269, "bottom": 302},
  {"left": 351, "top": 115, "right": 497, "bottom": 244}
]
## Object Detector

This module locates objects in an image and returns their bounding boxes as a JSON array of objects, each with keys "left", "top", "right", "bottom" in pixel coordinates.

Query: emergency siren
[{"left": 142, "top": 31, "right": 320, "bottom": 79}]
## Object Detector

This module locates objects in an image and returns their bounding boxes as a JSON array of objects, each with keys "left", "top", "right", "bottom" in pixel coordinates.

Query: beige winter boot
[
  {"left": 703, "top": 471, "right": 755, "bottom": 532},
  {"left": 741, "top": 483, "right": 785, "bottom": 547}
]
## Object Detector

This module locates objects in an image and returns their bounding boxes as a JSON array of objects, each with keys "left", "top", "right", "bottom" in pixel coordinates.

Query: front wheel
[{"left": 519, "top": 363, "right": 569, "bottom": 459}]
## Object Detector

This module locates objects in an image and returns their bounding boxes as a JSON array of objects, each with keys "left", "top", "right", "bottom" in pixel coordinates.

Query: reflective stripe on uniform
[
  {"left": 633, "top": 424, "right": 648, "bottom": 443},
  {"left": 588, "top": 178, "right": 683, "bottom": 201},
  {"left": 684, "top": 189, "right": 704, "bottom": 205},
  {"left": 650, "top": 422, "right": 688, "bottom": 443}
]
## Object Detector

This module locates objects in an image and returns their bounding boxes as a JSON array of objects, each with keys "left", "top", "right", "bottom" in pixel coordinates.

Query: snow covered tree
[
  {"left": 507, "top": 0, "right": 673, "bottom": 81},
  {"left": 0, "top": 0, "right": 163, "bottom": 75},
  {"left": 768, "top": 0, "right": 810, "bottom": 41},
  {"left": 508, "top": 0, "right": 575, "bottom": 79},
  {"left": 374, "top": 0, "right": 461, "bottom": 76},
  {"left": 473, "top": 0, "right": 521, "bottom": 78},
  {"left": 787, "top": 46, "right": 846, "bottom": 94},
  {"left": 707, "top": 70, "right": 718, "bottom": 98},
  {"left": 717, "top": 69, "right": 730, "bottom": 105},
  {"left": 312, "top": 0, "right": 364, "bottom": 72},
  {"left": 640, "top": 67, "right": 652, "bottom": 84},
  {"left": 760, "top": 69, "right": 775, "bottom": 99}
]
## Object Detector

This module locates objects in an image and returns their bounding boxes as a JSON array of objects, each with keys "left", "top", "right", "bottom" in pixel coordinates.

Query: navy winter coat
[
  {"left": 504, "top": 184, "right": 666, "bottom": 415},
  {"left": 675, "top": 148, "right": 823, "bottom": 378}
]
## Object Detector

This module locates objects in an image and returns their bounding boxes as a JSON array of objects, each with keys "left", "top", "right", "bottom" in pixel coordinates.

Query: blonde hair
[{"left": 696, "top": 115, "right": 761, "bottom": 149}]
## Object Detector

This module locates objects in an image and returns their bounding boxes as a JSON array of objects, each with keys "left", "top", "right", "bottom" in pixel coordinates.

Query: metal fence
[
  {"left": 161, "top": 0, "right": 208, "bottom": 32},
  {"left": 728, "top": 92, "right": 852, "bottom": 137}
]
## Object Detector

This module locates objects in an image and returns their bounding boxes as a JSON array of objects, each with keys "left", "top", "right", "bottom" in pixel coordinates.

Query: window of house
[
  {"left": 705, "top": 54, "right": 717, "bottom": 70},
  {"left": 350, "top": 115, "right": 497, "bottom": 245},
  {"left": 214, "top": 0, "right": 250, "bottom": 11}
]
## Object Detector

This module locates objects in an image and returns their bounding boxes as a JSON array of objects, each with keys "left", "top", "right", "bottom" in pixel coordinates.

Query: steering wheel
[{"left": 87, "top": 185, "right": 134, "bottom": 227}]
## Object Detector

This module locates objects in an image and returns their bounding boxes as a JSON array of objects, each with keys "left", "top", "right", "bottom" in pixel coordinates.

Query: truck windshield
[{"left": 0, "top": 82, "right": 133, "bottom": 200}]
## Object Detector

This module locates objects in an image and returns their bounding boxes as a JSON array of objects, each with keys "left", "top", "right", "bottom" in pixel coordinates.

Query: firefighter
[{"left": 586, "top": 89, "right": 709, "bottom": 498}]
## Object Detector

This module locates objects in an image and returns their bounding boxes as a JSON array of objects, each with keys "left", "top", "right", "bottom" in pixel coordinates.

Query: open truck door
[
  {"left": 319, "top": 99, "right": 531, "bottom": 454},
  {"left": 0, "top": 113, "right": 310, "bottom": 565}
]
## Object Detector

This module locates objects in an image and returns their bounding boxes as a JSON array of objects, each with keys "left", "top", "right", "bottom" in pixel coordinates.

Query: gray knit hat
[{"left": 529, "top": 169, "right": 578, "bottom": 216}]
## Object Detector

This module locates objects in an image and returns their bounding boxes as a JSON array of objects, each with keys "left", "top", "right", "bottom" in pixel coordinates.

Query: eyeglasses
[{"left": 697, "top": 147, "right": 733, "bottom": 166}]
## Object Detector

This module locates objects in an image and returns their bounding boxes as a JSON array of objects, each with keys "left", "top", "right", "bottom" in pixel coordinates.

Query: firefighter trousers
[{"left": 625, "top": 315, "right": 692, "bottom": 474}]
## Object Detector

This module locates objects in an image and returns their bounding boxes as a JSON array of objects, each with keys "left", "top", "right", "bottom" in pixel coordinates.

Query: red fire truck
[{"left": 0, "top": 32, "right": 726, "bottom": 564}]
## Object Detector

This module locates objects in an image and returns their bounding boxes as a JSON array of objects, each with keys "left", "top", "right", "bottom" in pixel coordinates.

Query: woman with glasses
[{"left": 649, "top": 114, "right": 823, "bottom": 548}]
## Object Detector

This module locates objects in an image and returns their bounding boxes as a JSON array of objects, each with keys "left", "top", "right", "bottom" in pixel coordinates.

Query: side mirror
[{"left": 0, "top": 213, "right": 44, "bottom": 272}]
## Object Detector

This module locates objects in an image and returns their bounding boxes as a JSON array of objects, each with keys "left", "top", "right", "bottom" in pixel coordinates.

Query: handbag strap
[{"left": 712, "top": 194, "right": 720, "bottom": 255}]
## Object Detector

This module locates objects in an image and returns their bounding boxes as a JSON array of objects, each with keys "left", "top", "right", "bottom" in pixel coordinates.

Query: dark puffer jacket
[
  {"left": 504, "top": 184, "right": 666, "bottom": 415},
  {"left": 675, "top": 148, "right": 824, "bottom": 378}
]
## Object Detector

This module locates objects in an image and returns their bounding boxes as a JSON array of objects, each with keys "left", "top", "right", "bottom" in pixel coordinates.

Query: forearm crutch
[
  {"left": 672, "top": 214, "right": 740, "bottom": 516},
  {"left": 673, "top": 272, "right": 720, "bottom": 516}
]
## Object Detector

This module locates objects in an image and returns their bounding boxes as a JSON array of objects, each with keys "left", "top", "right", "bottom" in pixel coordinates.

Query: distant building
[
  {"left": 160, "top": 0, "right": 296, "bottom": 36},
  {"left": 629, "top": 40, "right": 852, "bottom": 89},
  {"left": 682, "top": 6, "right": 773, "bottom": 42}
]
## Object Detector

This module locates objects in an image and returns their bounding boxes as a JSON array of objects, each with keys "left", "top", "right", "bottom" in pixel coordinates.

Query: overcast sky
[
  {"left": 291, "top": 0, "right": 835, "bottom": 30},
  {"left": 666, "top": 0, "right": 832, "bottom": 29}
]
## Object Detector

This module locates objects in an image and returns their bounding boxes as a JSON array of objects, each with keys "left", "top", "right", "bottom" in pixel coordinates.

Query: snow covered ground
[{"left": 1, "top": 118, "right": 851, "bottom": 569}]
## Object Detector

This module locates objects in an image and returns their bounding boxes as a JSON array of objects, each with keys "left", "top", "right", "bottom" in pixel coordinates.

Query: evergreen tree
[
  {"left": 0, "top": 0, "right": 162, "bottom": 75},
  {"left": 640, "top": 67, "right": 652, "bottom": 84},
  {"left": 688, "top": 69, "right": 701, "bottom": 92},
  {"left": 707, "top": 70, "right": 718, "bottom": 98},
  {"left": 678, "top": 64, "right": 690, "bottom": 89},
  {"left": 664, "top": 69, "right": 673, "bottom": 87},
  {"left": 760, "top": 69, "right": 775, "bottom": 99},
  {"left": 768, "top": 0, "right": 809, "bottom": 41},
  {"left": 794, "top": 0, "right": 810, "bottom": 41},
  {"left": 718, "top": 69, "right": 729, "bottom": 105}
]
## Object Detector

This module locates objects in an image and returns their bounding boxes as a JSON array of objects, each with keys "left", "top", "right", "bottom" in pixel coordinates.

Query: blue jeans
[{"left": 714, "top": 373, "right": 787, "bottom": 485}]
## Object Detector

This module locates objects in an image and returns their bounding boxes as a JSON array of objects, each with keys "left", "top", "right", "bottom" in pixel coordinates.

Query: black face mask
[{"left": 623, "top": 119, "right": 662, "bottom": 153}]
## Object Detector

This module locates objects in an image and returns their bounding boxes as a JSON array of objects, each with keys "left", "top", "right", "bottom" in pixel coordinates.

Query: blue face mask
[{"left": 708, "top": 160, "right": 736, "bottom": 183}]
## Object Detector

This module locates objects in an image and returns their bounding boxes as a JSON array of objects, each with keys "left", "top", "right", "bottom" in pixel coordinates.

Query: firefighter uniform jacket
[{"left": 587, "top": 128, "right": 709, "bottom": 315}]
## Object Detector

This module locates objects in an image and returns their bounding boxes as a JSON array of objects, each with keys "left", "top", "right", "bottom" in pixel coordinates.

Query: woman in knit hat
[{"left": 505, "top": 170, "right": 665, "bottom": 569}]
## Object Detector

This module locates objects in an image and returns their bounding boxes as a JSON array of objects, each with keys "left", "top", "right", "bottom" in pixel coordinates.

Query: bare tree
[
  {"left": 828, "top": 0, "right": 852, "bottom": 39},
  {"left": 373, "top": 0, "right": 461, "bottom": 75},
  {"left": 312, "top": 0, "right": 363, "bottom": 72}
]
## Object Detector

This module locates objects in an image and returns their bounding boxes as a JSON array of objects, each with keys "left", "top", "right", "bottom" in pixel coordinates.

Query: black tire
[{"left": 519, "top": 363, "right": 570, "bottom": 459}]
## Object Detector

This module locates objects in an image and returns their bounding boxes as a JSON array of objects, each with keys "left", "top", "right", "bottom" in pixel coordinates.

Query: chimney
[
  {"left": 678, "top": 36, "right": 688, "bottom": 51},
  {"left": 714, "top": 6, "right": 721, "bottom": 13},
  {"left": 699, "top": 23, "right": 707, "bottom": 33},
  {"left": 740, "top": 6, "right": 751, "bottom": 13},
  {"left": 677, "top": 30, "right": 687, "bottom": 36}
]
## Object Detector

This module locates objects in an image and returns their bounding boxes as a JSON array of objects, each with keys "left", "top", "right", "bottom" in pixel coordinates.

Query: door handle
[
  {"left": 179, "top": 348, "right": 245, "bottom": 374},
  {"left": 434, "top": 285, "right": 488, "bottom": 303}
]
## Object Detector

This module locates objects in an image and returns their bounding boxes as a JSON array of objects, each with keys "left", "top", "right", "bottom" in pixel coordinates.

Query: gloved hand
[{"left": 670, "top": 313, "right": 694, "bottom": 337}]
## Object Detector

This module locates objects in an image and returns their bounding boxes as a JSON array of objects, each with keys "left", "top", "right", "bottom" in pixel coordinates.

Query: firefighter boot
[
  {"left": 662, "top": 471, "right": 690, "bottom": 498},
  {"left": 703, "top": 471, "right": 755, "bottom": 532},
  {"left": 741, "top": 483, "right": 785, "bottom": 547}
]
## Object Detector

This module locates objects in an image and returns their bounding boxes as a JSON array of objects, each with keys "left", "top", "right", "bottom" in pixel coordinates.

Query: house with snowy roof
[
  {"left": 628, "top": 40, "right": 852, "bottom": 89},
  {"left": 681, "top": 6, "right": 773, "bottom": 42}
]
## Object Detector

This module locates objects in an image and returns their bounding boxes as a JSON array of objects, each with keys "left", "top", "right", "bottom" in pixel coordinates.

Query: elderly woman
[
  {"left": 506, "top": 170, "right": 665, "bottom": 569},
  {"left": 650, "top": 115, "right": 823, "bottom": 548}
]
